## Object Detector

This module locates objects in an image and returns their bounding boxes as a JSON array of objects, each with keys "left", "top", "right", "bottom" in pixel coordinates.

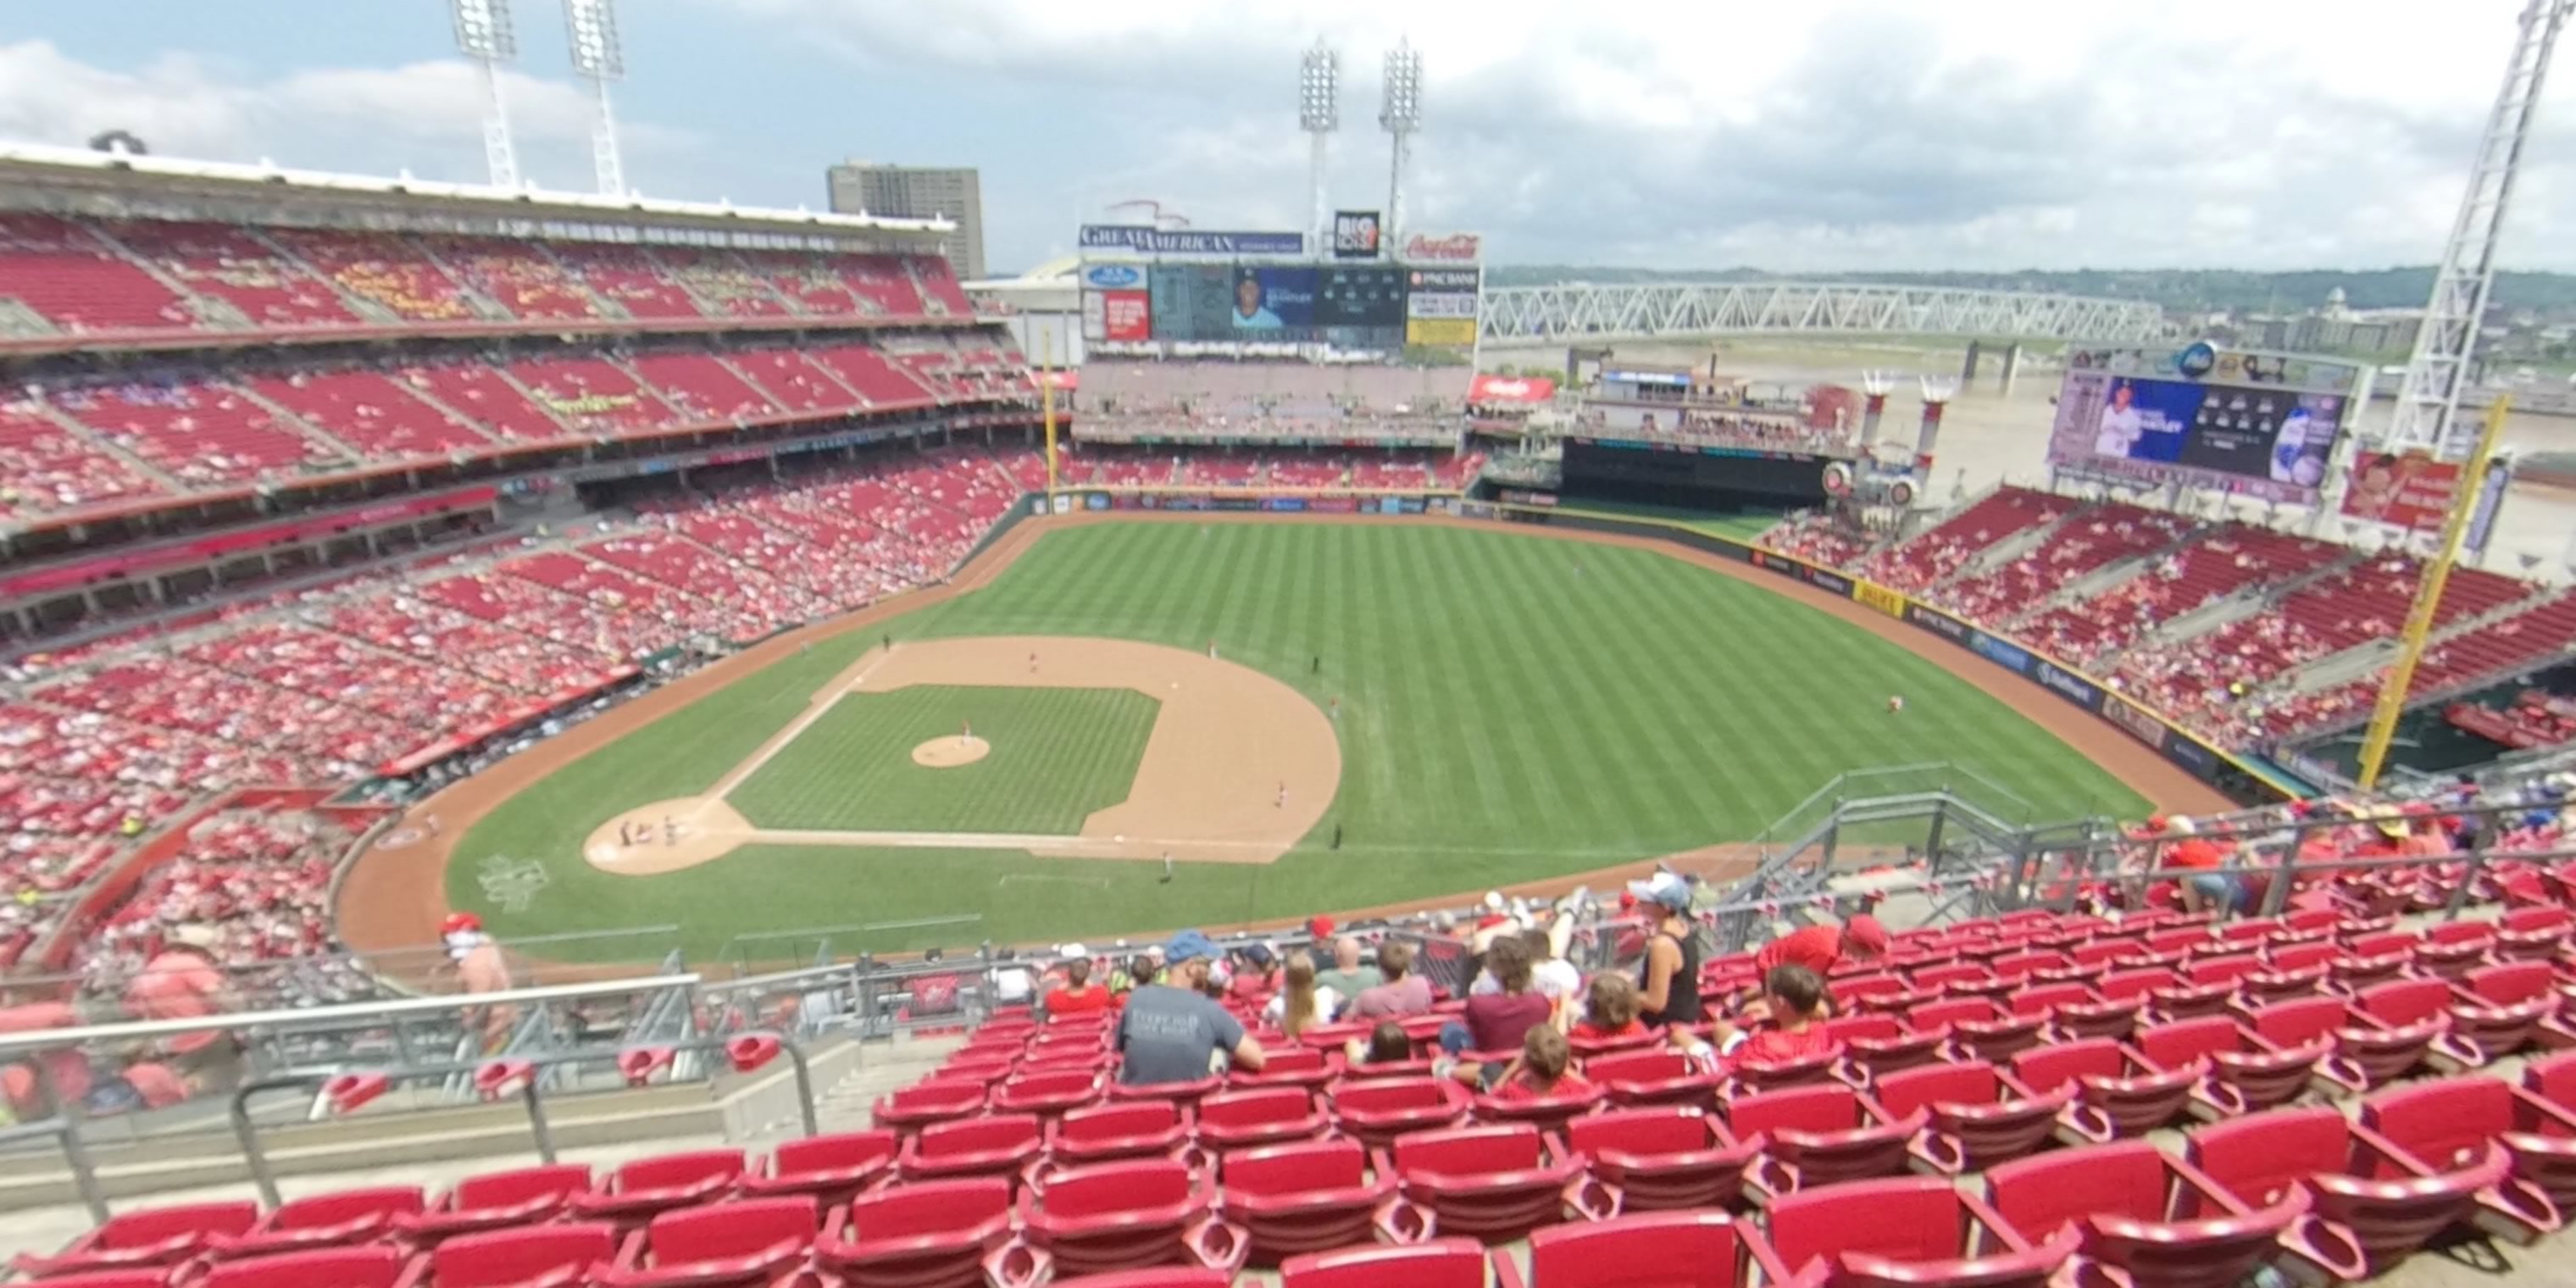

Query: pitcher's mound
[{"left": 913, "top": 736, "right": 992, "bottom": 768}]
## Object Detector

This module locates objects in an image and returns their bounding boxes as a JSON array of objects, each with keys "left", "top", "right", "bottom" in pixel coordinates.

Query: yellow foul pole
[
  {"left": 2355, "top": 396, "right": 2512, "bottom": 791},
  {"left": 1040, "top": 332, "right": 1060, "bottom": 498}
]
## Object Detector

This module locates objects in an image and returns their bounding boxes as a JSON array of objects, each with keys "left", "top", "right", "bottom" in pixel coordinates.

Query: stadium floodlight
[
  {"left": 452, "top": 0, "right": 521, "bottom": 189},
  {"left": 564, "top": 0, "right": 628, "bottom": 196},
  {"left": 1379, "top": 38, "right": 1423, "bottom": 247},
  {"left": 1300, "top": 40, "right": 1340, "bottom": 255}
]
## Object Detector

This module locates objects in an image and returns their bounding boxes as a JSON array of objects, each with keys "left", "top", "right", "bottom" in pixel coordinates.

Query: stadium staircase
[
  {"left": 31, "top": 401, "right": 183, "bottom": 491},
  {"left": 225, "top": 379, "right": 370, "bottom": 464},
  {"left": 79, "top": 224, "right": 253, "bottom": 330}
]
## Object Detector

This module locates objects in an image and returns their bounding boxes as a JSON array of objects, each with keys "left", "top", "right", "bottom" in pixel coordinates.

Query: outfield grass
[
  {"left": 450, "top": 522, "right": 2151, "bottom": 960},
  {"left": 730, "top": 686, "right": 1159, "bottom": 833}
]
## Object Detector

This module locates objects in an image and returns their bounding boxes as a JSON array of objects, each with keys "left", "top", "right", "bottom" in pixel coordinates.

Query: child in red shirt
[
  {"left": 1568, "top": 973, "right": 1649, "bottom": 1045},
  {"left": 1710, "top": 964, "right": 1837, "bottom": 1071},
  {"left": 1489, "top": 1024, "right": 1591, "bottom": 1102}
]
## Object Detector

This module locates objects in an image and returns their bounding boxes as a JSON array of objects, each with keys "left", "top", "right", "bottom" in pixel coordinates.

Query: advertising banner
[
  {"left": 1407, "top": 318, "right": 1476, "bottom": 347},
  {"left": 1407, "top": 291, "right": 1478, "bottom": 319},
  {"left": 1332, "top": 210, "right": 1384, "bottom": 258},
  {"left": 1401, "top": 232, "right": 1482, "bottom": 263},
  {"left": 1468, "top": 375, "right": 1556, "bottom": 405},
  {"left": 1080, "top": 263, "right": 1148, "bottom": 291},
  {"left": 2030, "top": 658, "right": 2105, "bottom": 713},
  {"left": 2340, "top": 449, "right": 2461, "bottom": 532},
  {"left": 1408, "top": 268, "right": 1480, "bottom": 291},
  {"left": 1080, "top": 225, "right": 1304, "bottom": 256},
  {"left": 1100, "top": 290, "right": 1151, "bottom": 341},
  {"left": 1853, "top": 580, "right": 1907, "bottom": 619}
]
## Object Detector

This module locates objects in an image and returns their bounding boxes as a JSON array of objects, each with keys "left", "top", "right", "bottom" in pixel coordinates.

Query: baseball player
[{"left": 1888, "top": 694, "right": 1906, "bottom": 715}]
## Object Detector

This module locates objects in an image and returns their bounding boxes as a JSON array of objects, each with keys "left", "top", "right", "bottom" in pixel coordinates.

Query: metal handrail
[{"left": 0, "top": 973, "right": 702, "bottom": 1057}]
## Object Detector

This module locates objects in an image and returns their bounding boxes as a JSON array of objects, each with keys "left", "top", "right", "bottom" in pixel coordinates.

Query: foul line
[{"left": 707, "top": 646, "right": 895, "bottom": 801}]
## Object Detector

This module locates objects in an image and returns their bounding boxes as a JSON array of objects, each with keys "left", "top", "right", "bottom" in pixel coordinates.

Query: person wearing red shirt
[
  {"left": 1568, "top": 973, "right": 1648, "bottom": 1046},
  {"left": 2161, "top": 820, "right": 2240, "bottom": 914},
  {"left": 1752, "top": 915, "right": 1890, "bottom": 979},
  {"left": 1487, "top": 1024, "right": 1592, "bottom": 1103},
  {"left": 1044, "top": 958, "right": 1113, "bottom": 1019},
  {"left": 1710, "top": 964, "right": 1837, "bottom": 1072}
]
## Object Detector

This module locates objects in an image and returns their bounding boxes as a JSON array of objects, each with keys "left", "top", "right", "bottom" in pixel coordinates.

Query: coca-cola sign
[{"left": 1402, "top": 232, "right": 1481, "bottom": 263}]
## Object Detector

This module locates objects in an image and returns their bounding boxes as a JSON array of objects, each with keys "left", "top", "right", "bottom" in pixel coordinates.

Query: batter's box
[{"left": 477, "top": 853, "right": 552, "bottom": 913}]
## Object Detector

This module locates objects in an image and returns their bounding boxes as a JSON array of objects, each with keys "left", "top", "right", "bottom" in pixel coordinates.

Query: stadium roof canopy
[{"left": 0, "top": 142, "right": 952, "bottom": 251}]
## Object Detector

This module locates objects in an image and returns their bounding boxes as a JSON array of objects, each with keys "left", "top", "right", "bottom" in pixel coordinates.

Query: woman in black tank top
[{"left": 1637, "top": 919, "right": 1704, "bottom": 1027}]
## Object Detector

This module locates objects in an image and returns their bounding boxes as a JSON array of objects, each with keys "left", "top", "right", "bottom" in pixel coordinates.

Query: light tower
[
  {"left": 1379, "top": 38, "right": 1423, "bottom": 248},
  {"left": 451, "top": 0, "right": 520, "bottom": 189},
  {"left": 2382, "top": 0, "right": 2571, "bottom": 458},
  {"left": 1299, "top": 40, "right": 1341, "bottom": 255},
  {"left": 563, "top": 0, "right": 629, "bottom": 197}
]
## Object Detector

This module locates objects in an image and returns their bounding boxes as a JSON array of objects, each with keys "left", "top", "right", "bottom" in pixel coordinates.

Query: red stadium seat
[
  {"left": 1490, "top": 1210, "right": 1790, "bottom": 1288},
  {"left": 2134, "top": 1015, "right": 2328, "bottom": 1119},
  {"left": 197, "top": 1246, "right": 412, "bottom": 1288},
  {"left": 2356, "top": 978, "right": 2493, "bottom": 1072},
  {"left": 1987, "top": 1140, "right": 2365, "bottom": 1288},
  {"left": 1825, "top": 1012, "right": 1945, "bottom": 1082},
  {"left": 1389, "top": 1124, "right": 1583, "bottom": 1243},
  {"left": 1582, "top": 1049, "right": 1723, "bottom": 1108},
  {"left": 206, "top": 1186, "right": 425, "bottom": 1259},
  {"left": 2189, "top": 1105, "right": 2543, "bottom": 1276},
  {"left": 1330, "top": 1078, "right": 1471, "bottom": 1150},
  {"left": 2236, "top": 994, "right": 2430, "bottom": 1091},
  {"left": 1230, "top": 1045, "right": 1338, "bottom": 1090},
  {"left": 14, "top": 1201, "right": 259, "bottom": 1278},
  {"left": 572, "top": 1151, "right": 746, "bottom": 1228},
  {"left": 900, "top": 1114, "right": 1045, "bottom": 1187},
  {"left": 2009, "top": 1037, "right": 2188, "bottom": 1139},
  {"left": 2363, "top": 1076, "right": 2576, "bottom": 1219},
  {"left": 594, "top": 1195, "right": 819, "bottom": 1288},
  {"left": 1764, "top": 1175, "right": 2080, "bottom": 1288},
  {"left": 990, "top": 1069, "right": 1104, "bottom": 1122},
  {"left": 1276, "top": 1238, "right": 1486, "bottom": 1288},
  {"left": 1195, "top": 1086, "right": 1330, "bottom": 1152},
  {"left": 1470, "top": 1079, "right": 1605, "bottom": 1134},
  {"left": 1563, "top": 1106, "right": 1759, "bottom": 1214},
  {"left": 1722, "top": 1082, "right": 1918, "bottom": 1202},
  {"left": 1050, "top": 1100, "right": 1195, "bottom": 1168},
  {"left": 1006, "top": 1159, "right": 1246, "bottom": 1281},
  {"left": 1868, "top": 1060, "right": 2073, "bottom": 1173},
  {"left": 397, "top": 1164, "right": 591, "bottom": 1244},
  {"left": 425, "top": 1222, "right": 619, "bottom": 1288},
  {"left": 743, "top": 1130, "right": 897, "bottom": 1203},
  {"left": 2453, "top": 961, "right": 2573, "bottom": 1058},
  {"left": 814, "top": 1177, "right": 1020, "bottom": 1288},
  {"left": 1216, "top": 1137, "right": 1422, "bottom": 1266}
]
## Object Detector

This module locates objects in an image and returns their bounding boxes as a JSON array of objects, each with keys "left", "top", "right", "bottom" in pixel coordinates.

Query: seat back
[
  {"left": 2008, "top": 1038, "right": 2124, "bottom": 1093},
  {"left": 2423, "top": 921, "right": 2496, "bottom": 948},
  {"left": 433, "top": 1223, "right": 618, "bottom": 1288},
  {"left": 271, "top": 1186, "right": 424, "bottom": 1230},
  {"left": 451, "top": 1164, "right": 590, "bottom": 1211},
  {"left": 1220, "top": 1138, "right": 1369, "bottom": 1196},
  {"left": 1988, "top": 952, "right": 2068, "bottom": 982},
  {"left": 1869, "top": 1063, "right": 2001, "bottom": 1119},
  {"left": 916, "top": 1113, "right": 1042, "bottom": 1160},
  {"left": 2135, "top": 1016, "right": 2246, "bottom": 1068},
  {"left": 1057, "top": 1101, "right": 1184, "bottom": 1149},
  {"left": 1276, "top": 1237, "right": 1487, "bottom": 1288},
  {"left": 2267, "top": 942, "right": 2338, "bottom": 972},
  {"left": 2096, "top": 969, "right": 2179, "bottom": 1002},
  {"left": 2464, "top": 961, "right": 2553, "bottom": 1006},
  {"left": 2187, "top": 1107, "right": 2350, "bottom": 1208},
  {"left": 2529, "top": 1051, "right": 2576, "bottom": 1111},
  {"left": 1521, "top": 1211, "right": 1770, "bottom": 1288},
  {"left": 615, "top": 1150, "right": 746, "bottom": 1193},
  {"left": 1392, "top": 1124, "right": 1544, "bottom": 1178},
  {"left": 2185, "top": 954, "right": 2262, "bottom": 987},
  {"left": 2358, "top": 978, "right": 2451, "bottom": 1027},
  {"left": 998, "top": 1069, "right": 1098, "bottom": 1099},
  {"left": 1825, "top": 1013, "right": 1906, "bottom": 1043},
  {"left": 1035, "top": 1159, "right": 1194, "bottom": 1219},
  {"left": 1985, "top": 1141, "right": 2170, "bottom": 1236},
  {"left": 2246, "top": 997, "right": 2349, "bottom": 1049},
  {"left": 1905, "top": 998, "right": 1997, "bottom": 1031},
  {"left": 645, "top": 1195, "right": 814, "bottom": 1263},
  {"left": 2007, "top": 983, "right": 2094, "bottom": 1017},
  {"left": 845, "top": 1177, "right": 1012, "bottom": 1240},
  {"left": 772, "top": 1130, "right": 897, "bottom": 1180},
  {"left": 98, "top": 1201, "right": 261, "bottom": 1249},
  {"left": 1765, "top": 1176, "right": 1964, "bottom": 1271},
  {"left": 199, "top": 1246, "right": 409, "bottom": 1288},
  {"left": 1335, "top": 1079, "right": 1450, "bottom": 1115},
  {"left": 1723, "top": 1083, "right": 1860, "bottom": 1138},
  {"left": 1199, "top": 1085, "right": 1314, "bottom": 1129},
  {"left": 2363, "top": 1079, "right": 2513, "bottom": 1173},
  {"left": 1566, "top": 1108, "right": 1722, "bottom": 1160}
]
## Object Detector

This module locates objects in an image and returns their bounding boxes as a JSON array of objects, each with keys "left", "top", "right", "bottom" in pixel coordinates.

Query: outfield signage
[{"left": 1080, "top": 225, "right": 1306, "bottom": 255}]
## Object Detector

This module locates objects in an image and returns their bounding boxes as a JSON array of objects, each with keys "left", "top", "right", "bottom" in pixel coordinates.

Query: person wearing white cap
[{"left": 1627, "top": 872, "right": 1703, "bottom": 1029}]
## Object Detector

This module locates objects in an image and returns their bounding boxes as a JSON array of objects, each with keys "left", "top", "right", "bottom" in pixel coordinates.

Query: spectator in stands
[
  {"left": 1263, "top": 951, "right": 1339, "bottom": 1039},
  {"left": 1750, "top": 913, "right": 1889, "bottom": 992},
  {"left": 1314, "top": 934, "right": 1381, "bottom": 1002},
  {"left": 1044, "top": 955, "right": 1113, "bottom": 1019},
  {"left": 1346, "top": 939, "right": 1432, "bottom": 1019},
  {"left": 1487, "top": 1024, "right": 1591, "bottom": 1104},
  {"left": 442, "top": 913, "right": 518, "bottom": 1054},
  {"left": 1228, "top": 943, "right": 1281, "bottom": 1004},
  {"left": 1446, "top": 935, "right": 1553, "bottom": 1071},
  {"left": 1346, "top": 1020, "right": 1415, "bottom": 1069},
  {"left": 1472, "top": 927, "right": 1580, "bottom": 1010},
  {"left": 1114, "top": 930, "right": 1266, "bottom": 1086},
  {"left": 1709, "top": 965, "right": 1836, "bottom": 1071},
  {"left": 1629, "top": 873, "right": 1704, "bottom": 1030},
  {"left": 1569, "top": 973, "right": 1647, "bottom": 1046},
  {"left": 2162, "top": 819, "right": 2241, "bottom": 915},
  {"left": 0, "top": 991, "right": 97, "bottom": 1120},
  {"left": 990, "top": 949, "right": 1035, "bottom": 1008},
  {"left": 120, "top": 924, "right": 242, "bottom": 1087}
]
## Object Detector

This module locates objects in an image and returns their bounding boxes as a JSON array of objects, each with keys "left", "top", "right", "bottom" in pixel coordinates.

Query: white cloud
[
  {"left": 703, "top": 0, "right": 2576, "bottom": 271},
  {"left": 0, "top": 41, "right": 700, "bottom": 192}
]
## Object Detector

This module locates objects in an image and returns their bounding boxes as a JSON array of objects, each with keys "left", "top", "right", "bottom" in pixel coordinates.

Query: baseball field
[{"left": 341, "top": 516, "right": 2218, "bottom": 965}]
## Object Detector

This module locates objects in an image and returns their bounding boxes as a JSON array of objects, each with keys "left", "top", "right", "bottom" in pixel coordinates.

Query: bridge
[{"left": 1475, "top": 281, "right": 2168, "bottom": 345}]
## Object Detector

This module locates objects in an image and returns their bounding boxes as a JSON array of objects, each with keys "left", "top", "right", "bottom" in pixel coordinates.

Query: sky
[{"left": 2, "top": 1, "right": 2570, "bottom": 276}]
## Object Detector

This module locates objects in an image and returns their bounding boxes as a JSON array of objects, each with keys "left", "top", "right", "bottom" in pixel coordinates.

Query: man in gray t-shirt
[{"left": 1116, "top": 929, "right": 1268, "bottom": 1086}]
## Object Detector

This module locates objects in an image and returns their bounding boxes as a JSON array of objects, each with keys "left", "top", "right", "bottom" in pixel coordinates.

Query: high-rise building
[{"left": 825, "top": 161, "right": 984, "bottom": 281}]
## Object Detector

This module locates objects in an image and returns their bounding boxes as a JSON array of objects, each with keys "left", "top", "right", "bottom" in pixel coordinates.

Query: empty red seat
[
  {"left": 207, "top": 1186, "right": 425, "bottom": 1259},
  {"left": 1276, "top": 1237, "right": 1485, "bottom": 1288},
  {"left": 2453, "top": 961, "right": 2571, "bottom": 1058},
  {"left": 2135, "top": 1015, "right": 2324, "bottom": 1119},
  {"left": 1471, "top": 1079, "right": 1606, "bottom": 1134},
  {"left": 397, "top": 1164, "right": 590, "bottom": 1244},
  {"left": 1105, "top": 1075, "right": 1221, "bottom": 1109},
  {"left": 1765, "top": 1175, "right": 2079, "bottom": 1288},
  {"left": 2529, "top": 1049, "right": 2576, "bottom": 1113},
  {"left": 1004, "top": 1160, "right": 1246, "bottom": 1282},
  {"left": 1825, "top": 1013, "right": 1945, "bottom": 1082},
  {"left": 744, "top": 1130, "right": 897, "bottom": 1203},
  {"left": 2364, "top": 1076, "right": 2576, "bottom": 1220},
  {"left": 874, "top": 1080, "right": 987, "bottom": 1140},
  {"left": 2357, "top": 978, "right": 2492, "bottom": 1072},
  {"left": 1230, "top": 1045, "right": 1338, "bottom": 1090},
  {"left": 197, "top": 1246, "right": 411, "bottom": 1288},
  {"left": 1389, "top": 1124, "right": 1582, "bottom": 1243},
  {"left": 2190, "top": 1105, "right": 2543, "bottom": 1277},
  {"left": 7, "top": 1273, "right": 166, "bottom": 1288},
  {"left": 1989, "top": 1140, "right": 2364, "bottom": 1288},
  {"left": 425, "top": 1222, "right": 618, "bottom": 1288},
  {"left": 1490, "top": 1210, "right": 1789, "bottom": 1288},
  {"left": 594, "top": 1195, "right": 818, "bottom": 1288},
  {"left": 1723, "top": 1081, "right": 1917, "bottom": 1202},
  {"left": 1868, "top": 1060, "right": 2072, "bottom": 1173},
  {"left": 2498, "top": 906, "right": 2573, "bottom": 959},
  {"left": 902, "top": 1114, "right": 1045, "bottom": 1187},
  {"left": 2416, "top": 921, "right": 2497, "bottom": 979},
  {"left": 2048, "top": 982, "right": 2144, "bottom": 1042},
  {"left": 573, "top": 1151, "right": 746, "bottom": 1227},
  {"left": 1195, "top": 1087, "right": 1330, "bottom": 1152},
  {"left": 14, "top": 1201, "right": 259, "bottom": 1278},
  {"left": 1563, "top": 1107, "right": 1757, "bottom": 1214},
  {"left": 2242, "top": 941, "right": 2335, "bottom": 1002},
  {"left": 991, "top": 1069, "right": 1103, "bottom": 1121},
  {"left": 1330, "top": 1079, "right": 1470, "bottom": 1150},
  {"left": 1582, "top": 1049, "right": 1722, "bottom": 1108},
  {"left": 1051, "top": 1101, "right": 1193, "bottom": 1167},
  {"left": 1919, "top": 997, "right": 2048, "bottom": 1065},
  {"left": 1216, "top": 1137, "right": 1420, "bottom": 1266},
  {"left": 2239, "top": 995, "right": 2425, "bottom": 1091},
  {"left": 814, "top": 1177, "right": 1019, "bottom": 1288},
  {"left": 2010, "top": 1037, "right": 2188, "bottom": 1138}
]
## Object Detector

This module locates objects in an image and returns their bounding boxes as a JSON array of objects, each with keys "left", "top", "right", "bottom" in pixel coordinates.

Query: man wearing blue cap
[{"left": 1115, "top": 929, "right": 1269, "bottom": 1085}]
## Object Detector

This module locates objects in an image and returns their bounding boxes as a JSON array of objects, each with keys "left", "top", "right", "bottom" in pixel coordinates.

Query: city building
[{"left": 825, "top": 160, "right": 985, "bottom": 281}]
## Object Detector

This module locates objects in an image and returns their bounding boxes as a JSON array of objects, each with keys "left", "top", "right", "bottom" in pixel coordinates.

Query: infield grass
[
  {"left": 730, "top": 686, "right": 1158, "bottom": 834},
  {"left": 450, "top": 521, "right": 2151, "bottom": 960}
]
